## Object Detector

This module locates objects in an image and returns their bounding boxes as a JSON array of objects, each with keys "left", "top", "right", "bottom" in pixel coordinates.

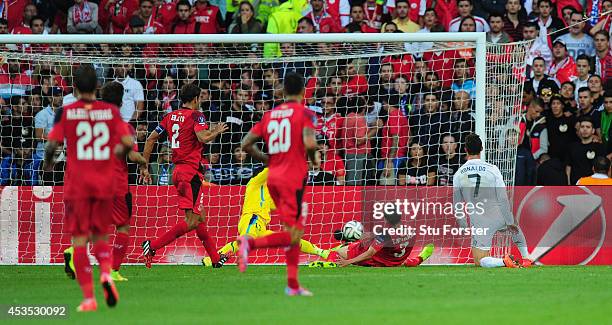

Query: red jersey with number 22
[
  {"left": 251, "top": 102, "right": 316, "bottom": 186},
  {"left": 156, "top": 108, "right": 208, "bottom": 171},
  {"left": 48, "top": 100, "right": 129, "bottom": 199}
]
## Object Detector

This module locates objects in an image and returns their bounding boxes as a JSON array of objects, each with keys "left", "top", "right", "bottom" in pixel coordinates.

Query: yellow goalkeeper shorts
[{"left": 237, "top": 214, "right": 274, "bottom": 238}]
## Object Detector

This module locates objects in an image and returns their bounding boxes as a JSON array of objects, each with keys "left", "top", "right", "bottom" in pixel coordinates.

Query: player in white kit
[{"left": 453, "top": 133, "right": 533, "bottom": 268}]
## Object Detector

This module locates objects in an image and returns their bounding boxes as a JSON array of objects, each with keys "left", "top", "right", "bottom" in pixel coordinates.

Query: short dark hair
[
  {"left": 593, "top": 156, "right": 611, "bottom": 174},
  {"left": 523, "top": 21, "right": 539, "bottom": 30},
  {"left": 179, "top": 83, "right": 201, "bottom": 104},
  {"left": 533, "top": 56, "right": 546, "bottom": 65},
  {"left": 530, "top": 97, "right": 545, "bottom": 108},
  {"left": 577, "top": 86, "right": 591, "bottom": 95},
  {"left": 538, "top": 0, "right": 553, "bottom": 7},
  {"left": 424, "top": 7, "right": 436, "bottom": 15},
  {"left": 176, "top": 0, "right": 191, "bottom": 10},
  {"left": 30, "top": 16, "right": 44, "bottom": 27},
  {"left": 424, "top": 92, "right": 439, "bottom": 100},
  {"left": 100, "top": 81, "right": 124, "bottom": 107},
  {"left": 283, "top": 72, "right": 305, "bottom": 96},
  {"left": 465, "top": 133, "right": 483, "bottom": 155},
  {"left": 576, "top": 54, "right": 591, "bottom": 65},
  {"left": 395, "top": 0, "right": 408, "bottom": 5},
  {"left": 594, "top": 30, "right": 610, "bottom": 41},
  {"left": 74, "top": 64, "right": 98, "bottom": 93},
  {"left": 488, "top": 12, "right": 504, "bottom": 22},
  {"left": 457, "top": 0, "right": 472, "bottom": 5},
  {"left": 297, "top": 16, "right": 314, "bottom": 27},
  {"left": 561, "top": 81, "right": 575, "bottom": 90},
  {"left": 578, "top": 116, "right": 594, "bottom": 127}
]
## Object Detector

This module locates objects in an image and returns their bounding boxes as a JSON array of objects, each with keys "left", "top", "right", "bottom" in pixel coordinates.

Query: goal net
[{"left": 0, "top": 34, "right": 527, "bottom": 265}]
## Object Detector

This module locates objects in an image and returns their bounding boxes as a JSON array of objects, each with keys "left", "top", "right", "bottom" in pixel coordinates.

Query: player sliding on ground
[
  {"left": 202, "top": 167, "right": 330, "bottom": 267},
  {"left": 238, "top": 72, "right": 319, "bottom": 296},
  {"left": 324, "top": 216, "right": 434, "bottom": 268},
  {"left": 44, "top": 65, "right": 134, "bottom": 312},
  {"left": 64, "top": 81, "right": 149, "bottom": 282},
  {"left": 140, "top": 83, "right": 229, "bottom": 268},
  {"left": 452, "top": 133, "right": 533, "bottom": 268}
]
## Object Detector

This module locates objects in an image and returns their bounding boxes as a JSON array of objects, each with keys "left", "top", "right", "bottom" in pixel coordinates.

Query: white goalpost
[{"left": 0, "top": 33, "right": 526, "bottom": 265}]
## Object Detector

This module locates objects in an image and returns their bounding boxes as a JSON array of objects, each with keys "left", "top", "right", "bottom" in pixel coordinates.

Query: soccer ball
[{"left": 342, "top": 221, "right": 364, "bottom": 242}]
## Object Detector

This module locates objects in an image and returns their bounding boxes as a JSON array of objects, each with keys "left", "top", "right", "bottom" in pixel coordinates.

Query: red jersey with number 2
[
  {"left": 48, "top": 100, "right": 129, "bottom": 199},
  {"left": 156, "top": 108, "right": 208, "bottom": 171},
  {"left": 251, "top": 102, "right": 316, "bottom": 186}
]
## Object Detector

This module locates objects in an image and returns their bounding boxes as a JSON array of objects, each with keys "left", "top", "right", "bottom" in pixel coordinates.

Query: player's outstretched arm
[
  {"left": 241, "top": 131, "right": 268, "bottom": 164},
  {"left": 196, "top": 122, "right": 228, "bottom": 144},
  {"left": 337, "top": 246, "right": 377, "bottom": 267},
  {"left": 303, "top": 127, "right": 319, "bottom": 168}
]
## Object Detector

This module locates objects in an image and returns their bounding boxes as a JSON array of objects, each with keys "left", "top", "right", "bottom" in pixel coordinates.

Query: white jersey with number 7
[{"left": 452, "top": 159, "right": 515, "bottom": 229}]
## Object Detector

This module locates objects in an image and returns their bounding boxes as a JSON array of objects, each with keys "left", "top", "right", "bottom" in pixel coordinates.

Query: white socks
[{"left": 479, "top": 256, "right": 505, "bottom": 268}]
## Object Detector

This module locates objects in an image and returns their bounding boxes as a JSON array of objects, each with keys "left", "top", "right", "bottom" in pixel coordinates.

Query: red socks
[
  {"left": 249, "top": 232, "right": 292, "bottom": 249},
  {"left": 92, "top": 240, "right": 112, "bottom": 276},
  {"left": 404, "top": 256, "right": 423, "bottom": 267},
  {"left": 196, "top": 223, "right": 220, "bottom": 263},
  {"left": 285, "top": 244, "right": 300, "bottom": 290},
  {"left": 151, "top": 220, "right": 189, "bottom": 250},
  {"left": 73, "top": 246, "right": 94, "bottom": 299},
  {"left": 112, "top": 232, "right": 129, "bottom": 271}
]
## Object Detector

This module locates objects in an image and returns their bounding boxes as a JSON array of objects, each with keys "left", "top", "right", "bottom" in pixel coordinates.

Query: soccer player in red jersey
[
  {"left": 238, "top": 72, "right": 320, "bottom": 296},
  {"left": 140, "top": 83, "right": 228, "bottom": 268},
  {"left": 44, "top": 65, "right": 134, "bottom": 312},
  {"left": 330, "top": 214, "right": 434, "bottom": 268},
  {"left": 62, "top": 81, "right": 149, "bottom": 283},
  {"left": 102, "top": 81, "right": 149, "bottom": 280}
]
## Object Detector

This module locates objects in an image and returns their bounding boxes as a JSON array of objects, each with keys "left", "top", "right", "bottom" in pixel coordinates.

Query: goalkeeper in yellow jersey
[{"left": 202, "top": 167, "right": 330, "bottom": 267}]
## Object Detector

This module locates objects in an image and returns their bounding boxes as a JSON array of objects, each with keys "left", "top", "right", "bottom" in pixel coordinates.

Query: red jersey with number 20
[
  {"left": 155, "top": 108, "right": 208, "bottom": 171},
  {"left": 48, "top": 100, "right": 130, "bottom": 199},
  {"left": 251, "top": 102, "right": 316, "bottom": 186}
]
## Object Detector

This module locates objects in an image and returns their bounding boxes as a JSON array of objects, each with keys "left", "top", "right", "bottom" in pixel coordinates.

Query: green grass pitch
[{"left": 2, "top": 265, "right": 611, "bottom": 324}]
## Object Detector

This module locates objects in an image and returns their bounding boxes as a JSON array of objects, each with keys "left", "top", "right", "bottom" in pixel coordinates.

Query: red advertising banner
[{"left": 0, "top": 186, "right": 610, "bottom": 265}]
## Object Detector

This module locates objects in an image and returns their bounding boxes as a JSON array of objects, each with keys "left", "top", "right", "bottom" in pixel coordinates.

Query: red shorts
[
  {"left": 65, "top": 198, "right": 113, "bottom": 236},
  {"left": 172, "top": 166, "right": 203, "bottom": 214},
  {"left": 112, "top": 192, "right": 133, "bottom": 227},
  {"left": 267, "top": 180, "right": 306, "bottom": 230}
]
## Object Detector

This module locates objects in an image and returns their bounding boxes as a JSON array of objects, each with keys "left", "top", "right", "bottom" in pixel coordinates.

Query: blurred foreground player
[
  {"left": 44, "top": 65, "right": 134, "bottom": 312},
  {"left": 63, "top": 81, "right": 149, "bottom": 282},
  {"left": 239, "top": 72, "right": 320, "bottom": 296},
  {"left": 326, "top": 214, "right": 434, "bottom": 267},
  {"left": 140, "top": 83, "right": 228, "bottom": 268},
  {"left": 453, "top": 133, "right": 533, "bottom": 268},
  {"left": 202, "top": 167, "right": 329, "bottom": 267}
]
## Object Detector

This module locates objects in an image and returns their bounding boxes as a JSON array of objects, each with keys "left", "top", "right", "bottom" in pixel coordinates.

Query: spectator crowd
[{"left": 0, "top": 0, "right": 611, "bottom": 186}]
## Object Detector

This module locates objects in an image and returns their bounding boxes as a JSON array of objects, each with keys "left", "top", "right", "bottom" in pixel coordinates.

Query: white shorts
[{"left": 470, "top": 215, "right": 506, "bottom": 250}]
